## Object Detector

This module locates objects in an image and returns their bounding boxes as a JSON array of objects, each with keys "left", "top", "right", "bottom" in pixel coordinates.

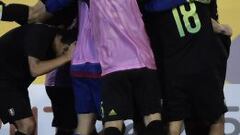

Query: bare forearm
[
  {"left": 0, "top": 0, "right": 51, "bottom": 24},
  {"left": 29, "top": 55, "right": 70, "bottom": 77}
]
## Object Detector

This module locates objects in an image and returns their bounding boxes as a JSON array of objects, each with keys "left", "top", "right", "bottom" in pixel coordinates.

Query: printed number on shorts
[{"left": 172, "top": 3, "right": 201, "bottom": 37}]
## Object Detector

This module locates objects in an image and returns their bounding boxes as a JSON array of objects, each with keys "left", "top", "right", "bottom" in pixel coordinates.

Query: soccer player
[
  {"left": 70, "top": 1, "right": 102, "bottom": 135},
  {"left": 1, "top": 1, "right": 79, "bottom": 135},
  {"left": 44, "top": 28, "right": 78, "bottom": 135},
  {"left": 139, "top": 0, "right": 229, "bottom": 135},
  {"left": 184, "top": 0, "right": 232, "bottom": 135},
  {"left": 90, "top": 0, "right": 164, "bottom": 135},
  {"left": 0, "top": 23, "right": 75, "bottom": 135}
]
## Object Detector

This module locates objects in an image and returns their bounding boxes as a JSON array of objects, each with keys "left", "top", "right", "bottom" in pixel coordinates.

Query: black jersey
[
  {"left": 208, "top": 0, "right": 218, "bottom": 20},
  {"left": 0, "top": 24, "right": 58, "bottom": 87}
]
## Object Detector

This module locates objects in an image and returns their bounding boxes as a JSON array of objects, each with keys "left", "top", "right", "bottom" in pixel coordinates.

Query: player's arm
[
  {"left": 28, "top": 0, "right": 76, "bottom": 23},
  {"left": 28, "top": 43, "right": 75, "bottom": 77},
  {"left": 28, "top": 0, "right": 52, "bottom": 24},
  {"left": 0, "top": 1, "right": 29, "bottom": 25},
  {"left": 211, "top": 18, "right": 232, "bottom": 36},
  {"left": 0, "top": 0, "right": 51, "bottom": 24},
  {"left": 0, "top": 0, "right": 73, "bottom": 25}
]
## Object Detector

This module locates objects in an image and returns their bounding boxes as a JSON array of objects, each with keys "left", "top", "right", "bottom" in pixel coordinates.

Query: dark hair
[{"left": 58, "top": 27, "right": 78, "bottom": 45}]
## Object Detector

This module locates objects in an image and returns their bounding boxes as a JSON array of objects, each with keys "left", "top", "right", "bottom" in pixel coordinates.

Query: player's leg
[
  {"left": 14, "top": 117, "right": 36, "bottom": 135},
  {"left": 209, "top": 115, "right": 224, "bottom": 135},
  {"left": 133, "top": 112, "right": 145, "bottom": 135},
  {"left": 101, "top": 71, "right": 134, "bottom": 135},
  {"left": 12, "top": 92, "right": 36, "bottom": 135},
  {"left": 189, "top": 77, "right": 227, "bottom": 135},
  {"left": 184, "top": 33, "right": 231, "bottom": 135},
  {"left": 133, "top": 68, "right": 164, "bottom": 135},
  {"left": 75, "top": 113, "right": 97, "bottom": 135},
  {"left": 72, "top": 78, "right": 99, "bottom": 135},
  {"left": 168, "top": 121, "right": 184, "bottom": 135},
  {"left": 46, "top": 86, "right": 77, "bottom": 135},
  {"left": 184, "top": 118, "right": 210, "bottom": 135},
  {"left": 0, "top": 86, "right": 36, "bottom": 135}
]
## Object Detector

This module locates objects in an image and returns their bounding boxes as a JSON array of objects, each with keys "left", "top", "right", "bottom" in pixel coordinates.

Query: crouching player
[
  {"left": 1, "top": 1, "right": 79, "bottom": 135},
  {"left": 0, "top": 24, "right": 75, "bottom": 135}
]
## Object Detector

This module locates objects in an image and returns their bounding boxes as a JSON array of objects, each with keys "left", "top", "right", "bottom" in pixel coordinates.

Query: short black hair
[{"left": 59, "top": 27, "right": 78, "bottom": 45}]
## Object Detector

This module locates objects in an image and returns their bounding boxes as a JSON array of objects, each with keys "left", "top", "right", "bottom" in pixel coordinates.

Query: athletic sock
[
  {"left": 15, "top": 131, "right": 27, "bottom": 135},
  {"left": 133, "top": 121, "right": 145, "bottom": 135},
  {"left": 90, "top": 129, "right": 99, "bottom": 135},
  {"left": 122, "top": 123, "right": 126, "bottom": 135},
  {"left": 104, "top": 127, "right": 122, "bottom": 135},
  {"left": 144, "top": 120, "right": 165, "bottom": 135},
  {"left": 56, "top": 128, "right": 74, "bottom": 135}
]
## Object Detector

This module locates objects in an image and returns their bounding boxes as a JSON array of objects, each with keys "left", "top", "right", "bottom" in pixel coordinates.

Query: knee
[
  {"left": 169, "top": 128, "right": 181, "bottom": 135},
  {"left": 104, "top": 120, "right": 124, "bottom": 135},
  {"left": 15, "top": 118, "right": 36, "bottom": 135},
  {"left": 168, "top": 121, "right": 183, "bottom": 135},
  {"left": 144, "top": 113, "right": 161, "bottom": 126}
]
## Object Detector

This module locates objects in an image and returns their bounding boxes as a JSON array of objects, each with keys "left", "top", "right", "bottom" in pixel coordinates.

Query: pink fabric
[
  {"left": 90, "top": 0, "right": 156, "bottom": 75},
  {"left": 71, "top": 1, "right": 99, "bottom": 65}
]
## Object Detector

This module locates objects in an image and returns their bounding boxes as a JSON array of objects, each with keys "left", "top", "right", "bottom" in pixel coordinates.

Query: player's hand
[
  {"left": 63, "top": 41, "right": 76, "bottom": 61},
  {"left": 220, "top": 24, "right": 233, "bottom": 37}
]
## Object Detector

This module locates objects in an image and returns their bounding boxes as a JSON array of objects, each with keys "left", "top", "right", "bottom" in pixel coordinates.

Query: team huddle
[{"left": 0, "top": 0, "right": 232, "bottom": 135}]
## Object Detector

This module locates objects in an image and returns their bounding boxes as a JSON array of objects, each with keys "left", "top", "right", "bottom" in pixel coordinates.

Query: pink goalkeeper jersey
[
  {"left": 71, "top": 1, "right": 99, "bottom": 65},
  {"left": 90, "top": 0, "right": 156, "bottom": 75}
]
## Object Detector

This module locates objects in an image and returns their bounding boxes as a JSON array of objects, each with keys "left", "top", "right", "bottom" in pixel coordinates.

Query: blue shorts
[{"left": 72, "top": 77, "right": 102, "bottom": 117}]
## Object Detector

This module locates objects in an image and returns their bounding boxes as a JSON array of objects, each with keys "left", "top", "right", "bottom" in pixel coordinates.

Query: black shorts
[
  {"left": 183, "top": 34, "right": 231, "bottom": 134},
  {"left": 45, "top": 86, "right": 77, "bottom": 129},
  {"left": 101, "top": 68, "right": 162, "bottom": 122},
  {"left": 143, "top": 2, "right": 228, "bottom": 123},
  {"left": 218, "top": 34, "right": 231, "bottom": 57},
  {"left": 0, "top": 85, "right": 32, "bottom": 124}
]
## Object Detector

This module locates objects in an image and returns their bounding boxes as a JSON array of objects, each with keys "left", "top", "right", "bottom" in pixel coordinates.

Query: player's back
[
  {"left": 0, "top": 26, "right": 30, "bottom": 85},
  {"left": 90, "top": 0, "right": 156, "bottom": 75}
]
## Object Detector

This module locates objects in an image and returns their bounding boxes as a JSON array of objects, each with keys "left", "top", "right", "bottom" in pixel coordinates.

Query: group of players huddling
[{"left": 0, "top": 0, "right": 232, "bottom": 135}]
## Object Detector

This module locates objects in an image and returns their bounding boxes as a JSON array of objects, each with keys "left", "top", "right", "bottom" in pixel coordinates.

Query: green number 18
[{"left": 172, "top": 3, "right": 201, "bottom": 37}]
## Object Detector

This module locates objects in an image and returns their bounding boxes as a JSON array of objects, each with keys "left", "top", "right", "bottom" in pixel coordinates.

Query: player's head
[{"left": 52, "top": 28, "right": 77, "bottom": 56}]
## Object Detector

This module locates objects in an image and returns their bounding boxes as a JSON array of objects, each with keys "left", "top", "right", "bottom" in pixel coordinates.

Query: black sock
[
  {"left": 122, "top": 124, "right": 126, "bottom": 135},
  {"left": 145, "top": 120, "right": 165, "bottom": 135},
  {"left": 55, "top": 128, "right": 74, "bottom": 135},
  {"left": 104, "top": 127, "right": 122, "bottom": 135},
  {"left": 90, "top": 128, "right": 99, "bottom": 135},
  {"left": 15, "top": 131, "right": 27, "bottom": 135},
  {"left": 134, "top": 121, "right": 145, "bottom": 135}
]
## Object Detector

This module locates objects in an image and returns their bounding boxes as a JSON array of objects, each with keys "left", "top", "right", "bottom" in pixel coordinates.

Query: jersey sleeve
[
  {"left": 44, "top": 0, "right": 75, "bottom": 13},
  {"left": 209, "top": 0, "right": 218, "bottom": 21}
]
